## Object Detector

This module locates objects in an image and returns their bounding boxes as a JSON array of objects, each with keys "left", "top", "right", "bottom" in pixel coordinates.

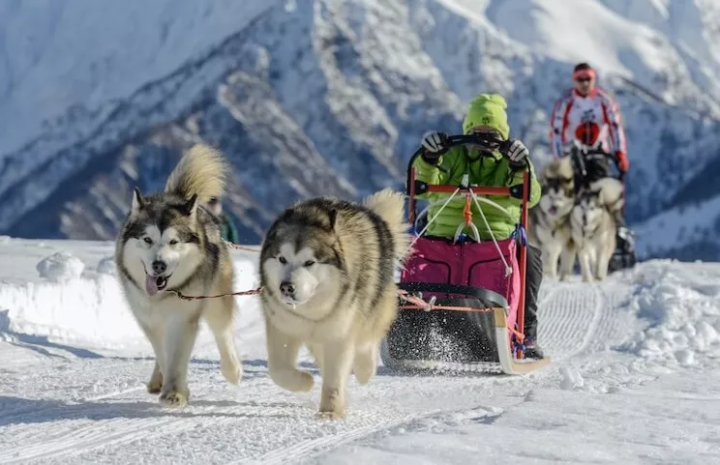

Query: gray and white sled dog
[
  {"left": 570, "top": 177, "right": 623, "bottom": 283},
  {"left": 114, "top": 144, "right": 242, "bottom": 408},
  {"left": 259, "top": 189, "right": 412, "bottom": 419},
  {"left": 528, "top": 156, "right": 576, "bottom": 281}
]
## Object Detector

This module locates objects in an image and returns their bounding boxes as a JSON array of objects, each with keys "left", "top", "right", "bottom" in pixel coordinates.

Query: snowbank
[
  {"left": 622, "top": 261, "right": 720, "bottom": 368},
  {"left": 0, "top": 241, "right": 259, "bottom": 351},
  {"left": 36, "top": 251, "right": 86, "bottom": 282}
]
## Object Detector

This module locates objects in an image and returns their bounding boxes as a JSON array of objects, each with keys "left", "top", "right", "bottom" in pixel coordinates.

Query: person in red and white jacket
[
  {"left": 550, "top": 62, "right": 633, "bottom": 252},
  {"left": 550, "top": 63, "right": 629, "bottom": 174}
]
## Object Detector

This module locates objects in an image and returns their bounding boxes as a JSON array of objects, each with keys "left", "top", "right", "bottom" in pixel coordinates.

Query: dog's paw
[
  {"left": 159, "top": 389, "right": 189, "bottom": 408},
  {"left": 147, "top": 370, "right": 163, "bottom": 394},
  {"left": 147, "top": 381, "right": 162, "bottom": 394},
  {"left": 318, "top": 387, "right": 345, "bottom": 420},
  {"left": 269, "top": 369, "right": 314, "bottom": 392},
  {"left": 315, "top": 408, "right": 346, "bottom": 421},
  {"left": 221, "top": 358, "right": 242, "bottom": 385}
]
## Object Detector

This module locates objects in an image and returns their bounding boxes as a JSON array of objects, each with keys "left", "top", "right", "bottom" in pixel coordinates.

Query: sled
[
  {"left": 568, "top": 135, "right": 637, "bottom": 274},
  {"left": 380, "top": 134, "right": 551, "bottom": 375}
]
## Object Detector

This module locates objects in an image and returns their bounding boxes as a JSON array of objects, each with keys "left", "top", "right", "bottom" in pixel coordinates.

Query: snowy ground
[{"left": 1, "top": 237, "right": 720, "bottom": 464}]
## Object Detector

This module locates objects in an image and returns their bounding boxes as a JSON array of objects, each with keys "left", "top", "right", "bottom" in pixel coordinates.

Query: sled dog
[
  {"left": 570, "top": 178, "right": 622, "bottom": 282},
  {"left": 528, "top": 156, "right": 576, "bottom": 280},
  {"left": 115, "top": 144, "right": 242, "bottom": 408},
  {"left": 259, "top": 189, "right": 412, "bottom": 419}
]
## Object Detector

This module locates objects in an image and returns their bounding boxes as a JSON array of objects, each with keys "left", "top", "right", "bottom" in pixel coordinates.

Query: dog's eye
[
  {"left": 278, "top": 256, "right": 287, "bottom": 264},
  {"left": 169, "top": 239, "right": 179, "bottom": 246},
  {"left": 143, "top": 237, "right": 153, "bottom": 245},
  {"left": 304, "top": 260, "right": 315, "bottom": 267}
]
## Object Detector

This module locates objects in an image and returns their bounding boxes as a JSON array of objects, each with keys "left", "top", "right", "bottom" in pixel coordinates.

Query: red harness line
[{"left": 176, "top": 242, "right": 523, "bottom": 339}]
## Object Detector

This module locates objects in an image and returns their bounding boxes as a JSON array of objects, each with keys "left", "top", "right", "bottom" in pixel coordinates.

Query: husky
[
  {"left": 528, "top": 157, "right": 576, "bottom": 280},
  {"left": 114, "top": 144, "right": 242, "bottom": 408},
  {"left": 259, "top": 189, "right": 412, "bottom": 419},
  {"left": 570, "top": 178, "right": 622, "bottom": 283}
]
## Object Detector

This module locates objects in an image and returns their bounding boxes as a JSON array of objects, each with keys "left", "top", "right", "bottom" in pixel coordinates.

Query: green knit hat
[{"left": 462, "top": 93, "right": 510, "bottom": 140}]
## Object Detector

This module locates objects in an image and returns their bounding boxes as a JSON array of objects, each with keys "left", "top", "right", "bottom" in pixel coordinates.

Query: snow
[
  {"left": 0, "top": 0, "right": 279, "bottom": 157},
  {"left": 2, "top": 239, "right": 720, "bottom": 463},
  {"left": 36, "top": 251, "right": 85, "bottom": 282},
  {"left": 634, "top": 194, "right": 720, "bottom": 259}
]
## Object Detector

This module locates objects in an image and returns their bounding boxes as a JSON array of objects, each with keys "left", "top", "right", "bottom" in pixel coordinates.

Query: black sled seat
[{"left": 387, "top": 283, "right": 509, "bottom": 365}]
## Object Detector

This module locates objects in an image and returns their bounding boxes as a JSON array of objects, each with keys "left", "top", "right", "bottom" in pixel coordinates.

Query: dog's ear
[
  {"left": 596, "top": 189, "right": 605, "bottom": 206},
  {"left": 179, "top": 194, "right": 198, "bottom": 217},
  {"left": 328, "top": 209, "right": 337, "bottom": 231},
  {"left": 131, "top": 188, "right": 145, "bottom": 216},
  {"left": 280, "top": 208, "right": 294, "bottom": 222}
]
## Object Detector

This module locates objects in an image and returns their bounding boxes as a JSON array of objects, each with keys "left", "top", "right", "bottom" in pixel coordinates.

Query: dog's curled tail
[
  {"left": 165, "top": 143, "right": 228, "bottom": 203},
  {"left": 363, "top": 188, "right": 413, "bottom": 264}
]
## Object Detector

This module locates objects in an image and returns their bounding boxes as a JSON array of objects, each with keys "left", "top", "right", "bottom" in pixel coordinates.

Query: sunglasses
[
  {"left": 469, "top": 130, "right": 503, "bottom": 149},
  {"left": 575, "top": 76, "right": 593, "bottom": 83}
]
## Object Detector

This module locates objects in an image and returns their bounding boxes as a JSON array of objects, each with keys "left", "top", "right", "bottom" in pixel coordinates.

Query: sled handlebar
[
  {"left": 407, "top": 134, "right": 530, "bottom": 198},
  {"left": 409, "top": 133, "right": 509, "bottom": 163}
]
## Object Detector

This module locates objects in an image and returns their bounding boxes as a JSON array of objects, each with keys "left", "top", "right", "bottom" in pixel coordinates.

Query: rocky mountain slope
[{"left": 2, "top": 0, "right": 720, "bottom": 258}]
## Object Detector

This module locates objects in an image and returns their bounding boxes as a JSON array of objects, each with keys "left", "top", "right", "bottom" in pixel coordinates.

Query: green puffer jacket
[{"left": 412, "top": 146, "right": 541, "bottom": 240}]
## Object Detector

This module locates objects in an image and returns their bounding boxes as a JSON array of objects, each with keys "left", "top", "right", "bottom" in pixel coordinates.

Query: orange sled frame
[{"left": 380, "top": 135, "right": 551, "bottom": 375}]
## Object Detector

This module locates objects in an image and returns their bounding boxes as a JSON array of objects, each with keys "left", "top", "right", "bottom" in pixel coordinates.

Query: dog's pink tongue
[{"left": 145, "top": 274, "right": 159, "bottom": 296}]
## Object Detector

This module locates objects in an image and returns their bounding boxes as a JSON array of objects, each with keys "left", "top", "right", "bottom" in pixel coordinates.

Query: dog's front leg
[
  {"left": 136, "top": 320, "right": 165, "bottom": 394},
  {"left": 595, "top": 233, "right": 615, "bottom": 281},
  {"left": 559, "top": 243, "right": 576, "bottom": 281},
  {"left": 578, "top": 247, "right": 595, "bottom": 283},
  {"left": 265, "top": 320, "right": 314, "bottom": 392},
  {"left": 544, "top": 243, "right": 561, "bottom": 280},
  {"left": 204, "top": 298, "right": 242, "bottom": 385},
  {"left": 159, "top": 316, "right": 199, "bottom": 408},
  {"left": 318, "top": 339, "right": 355, "bottom": 420}
]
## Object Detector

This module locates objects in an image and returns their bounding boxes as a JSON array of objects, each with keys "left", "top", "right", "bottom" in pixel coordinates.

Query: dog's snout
[
  {"left": 280, "top": 281, "right": 295, "bottom": 296},
  {"left": 152, "top": 260, "right": 167, "bottom": 275}
]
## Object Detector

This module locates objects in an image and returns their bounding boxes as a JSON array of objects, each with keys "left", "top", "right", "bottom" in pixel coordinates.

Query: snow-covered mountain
[{"left": 2, "top": 0, "right": 720, "bottom": 259}]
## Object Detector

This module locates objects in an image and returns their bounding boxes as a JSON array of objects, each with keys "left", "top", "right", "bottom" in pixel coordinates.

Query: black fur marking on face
[{"left": 122, "top": 220, "right": 149, "bottom": 244}]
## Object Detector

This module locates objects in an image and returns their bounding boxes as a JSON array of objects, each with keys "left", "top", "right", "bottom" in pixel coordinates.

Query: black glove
[{"left": 420, "top": 131, "right": 449, "bottom": 165}]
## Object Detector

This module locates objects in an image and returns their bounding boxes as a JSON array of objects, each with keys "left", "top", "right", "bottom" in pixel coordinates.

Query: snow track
[
  {"left": 0, "top": 275, "right": 634, "bottom": 465},
  {"left": 8, "top": 240, "right": 709, "bottom": 464}
]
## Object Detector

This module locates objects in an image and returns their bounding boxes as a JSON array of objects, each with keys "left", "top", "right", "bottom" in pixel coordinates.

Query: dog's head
[
  {"left": 540, "top": 178, "right": 575, "bottom": 219},
  {"left": 539, "top": 158, "right": 575, "bottom": 219},
  {"left": 119, "top": 188, "right": 205, "bottom": 297},
  {"left": 260, "top": 204, "right": 345, "bottom": 309},
  {"left": 572, "top": 188, "right": 605, "bottom": 227}
]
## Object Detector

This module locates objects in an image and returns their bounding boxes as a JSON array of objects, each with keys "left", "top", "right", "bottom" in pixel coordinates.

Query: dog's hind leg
[
  {"left": 266, "top": 320, "right": 314, "bottom": 392},
  {"left": 307, "top": 343, "right": 325, "bottom": 374},
  {"left": 137, "top": 321, "right": 164, "bottom": 394},
  {"left": 204, "top": 298, "right": 242, "bottom": 385},
  {"left": 318, "top": 339, "right": 355, "bottom": 420},
  {"left": 595, "top": 231, "right": 616, "bottom": 281},
  {"left": 148, "top": 361, "right": 163, "bottom": 394},
  {"left": 159, "top": 316, "right": 200, "bottom": 408},
  {"left": 353, "top": 342, "right": 378, "bottom": 385}
]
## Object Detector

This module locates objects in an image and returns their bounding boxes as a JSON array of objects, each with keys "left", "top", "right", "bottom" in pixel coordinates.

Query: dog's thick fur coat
[
  {"left": 259, "top": 188, "right": 412, "bottom": 419},
  {"left": 570, "top": 178, "right": 622, "bottom": 282},
  {"left": 114, "top": 144, "right": 242, "bottom": 408},
  {"left": 528, "top": 157, "right": 576, "bottom": 280}
]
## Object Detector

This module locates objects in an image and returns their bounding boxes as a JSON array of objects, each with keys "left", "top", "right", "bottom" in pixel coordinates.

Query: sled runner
[{"left": 381, "top": 134, "right": 551, "bottom": 374}]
